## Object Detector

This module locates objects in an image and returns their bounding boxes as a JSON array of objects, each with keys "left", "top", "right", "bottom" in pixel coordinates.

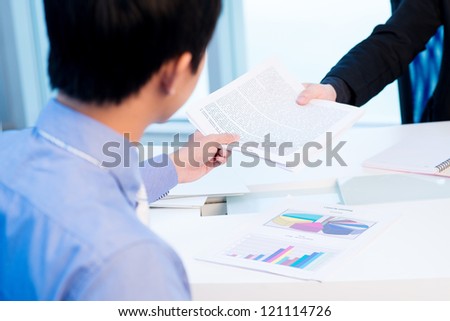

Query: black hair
[{"left": 44, "top": 0, "right": 221, "bottom": 104}]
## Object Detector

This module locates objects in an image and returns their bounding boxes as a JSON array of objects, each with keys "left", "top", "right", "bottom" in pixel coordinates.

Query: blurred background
[{"left": 0, "top": 0, "right": 400, "bottom": 142}]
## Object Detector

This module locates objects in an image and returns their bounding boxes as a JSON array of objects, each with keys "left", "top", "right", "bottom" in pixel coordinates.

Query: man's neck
[{"left": 56, "top": 93, "right": 155, "bottom": 142}]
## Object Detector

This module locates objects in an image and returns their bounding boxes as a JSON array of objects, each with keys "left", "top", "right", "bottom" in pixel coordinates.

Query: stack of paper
[{"left": 149, "top": 166, "right": 250, "bottom": 216}]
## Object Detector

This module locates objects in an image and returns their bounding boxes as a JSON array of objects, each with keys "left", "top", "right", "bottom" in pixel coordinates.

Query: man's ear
[{"left": 160, "top": 52, "right": 193, "bottom": 96}]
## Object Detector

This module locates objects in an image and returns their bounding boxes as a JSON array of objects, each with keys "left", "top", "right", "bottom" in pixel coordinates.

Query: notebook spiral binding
[{"left": 436, "top": 158, "right": 450, "bottom": 172}]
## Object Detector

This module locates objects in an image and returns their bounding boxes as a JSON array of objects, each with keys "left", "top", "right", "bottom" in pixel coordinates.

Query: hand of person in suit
[{"left": 296, "top": 83, "right": 337, "bottom": 105}]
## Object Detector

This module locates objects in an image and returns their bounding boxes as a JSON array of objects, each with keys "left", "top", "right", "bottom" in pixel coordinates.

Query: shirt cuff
[
  {"left": 139, "top": 154, "right": 178, "bottom": 203},
  {"left": 321, "top": 76, "right": 354, "bottom": 105}
]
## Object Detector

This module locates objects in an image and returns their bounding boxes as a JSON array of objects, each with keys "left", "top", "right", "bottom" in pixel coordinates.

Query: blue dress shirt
[{"left": 0, "top": 99, "right": 191, "bottom": 300}]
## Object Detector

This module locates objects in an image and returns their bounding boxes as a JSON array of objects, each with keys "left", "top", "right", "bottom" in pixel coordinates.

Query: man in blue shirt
[{"left": 0, "top": 0, "right": 235, "bottom": 300}]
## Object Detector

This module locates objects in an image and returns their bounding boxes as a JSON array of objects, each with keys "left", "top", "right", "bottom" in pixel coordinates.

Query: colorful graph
[
  {"left": 265, "top": 211, "right": 375, "bottom": 239},
  {"left": 224, "top": 235, "right": 333, "bottom": 271}
]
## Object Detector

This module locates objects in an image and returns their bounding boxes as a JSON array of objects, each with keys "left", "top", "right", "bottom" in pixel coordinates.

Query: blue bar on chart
[
  {"left": 228, "top": 246, "right": 326, "bottom": 270},
  {"left": 224, "top": 235, "right": 333, "bottom": 272}
]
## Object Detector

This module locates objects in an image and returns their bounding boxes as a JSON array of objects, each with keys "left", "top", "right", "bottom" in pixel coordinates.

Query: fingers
[
  {"left": 189, "top": 130, "right": 204, "bottom": 143},
  {"left": 205, "top": 134, "right": 237, "bottom": 163},
  {"left": 190, "top": 131, "right": 239, "bottom": 146},
  {"left": 215, "top": 148, "right": 231, "bottom": 165},
  {"left": 218, "top": 147, "right": 231, "bottom": 158},
  {"left": 207, "top": 154, "right": 228, "bottom": 168},
  {"left": 296, "top": 83, "right": 320, "bottom": 105},
  {"left": 204, "top": 133, "right": 240, "bottom": 145},
  {"left": 296, "top": 83, "right": 338, "bottom": 106},
  {"left": 214, "top": 155, "right": 228, "bottom": 165},
  {"left": 205, "top": 144, "right": 231, "bottom": 168}
]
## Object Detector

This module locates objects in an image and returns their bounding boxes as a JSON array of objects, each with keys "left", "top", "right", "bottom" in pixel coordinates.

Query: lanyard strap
[
  {"left": 36, "top": 129, "right": 150, "bottom": 225},
  {"left": 37, "top": 129, "right": 104, "bottom": 169}
]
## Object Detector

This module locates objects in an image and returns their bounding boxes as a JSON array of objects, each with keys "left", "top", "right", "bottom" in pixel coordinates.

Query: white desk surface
[{"left": 149, "top": 121, "right": 450, "bottom": 300}]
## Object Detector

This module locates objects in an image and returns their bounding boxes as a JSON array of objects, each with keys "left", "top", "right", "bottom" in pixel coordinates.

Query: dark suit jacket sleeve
[{"left": 324, "top": 0, "right": 443, "bottom": 106}]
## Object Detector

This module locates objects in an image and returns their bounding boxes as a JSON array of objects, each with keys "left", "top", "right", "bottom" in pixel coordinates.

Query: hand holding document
[
  {"left": 187, "top": 59, "right": 364, "bottom": 170},
  {"left": 296, "top": 83, "right": 338, "bottom": 105},
  {"left": 170, "top": 131, "right": 239, "bottom": 183}
]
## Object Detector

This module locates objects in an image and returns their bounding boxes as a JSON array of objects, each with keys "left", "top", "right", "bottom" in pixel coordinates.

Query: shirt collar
[{"left": 35, "top": 98, "right": 142, "bottom": 206}]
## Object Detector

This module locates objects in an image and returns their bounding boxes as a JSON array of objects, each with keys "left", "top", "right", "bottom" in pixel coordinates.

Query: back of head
[{"left": 44, "top": 0, "right": 221, "bottom": 105}]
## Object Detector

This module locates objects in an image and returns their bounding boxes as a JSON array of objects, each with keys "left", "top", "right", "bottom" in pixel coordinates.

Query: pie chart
[
  {"left": 322, "top": 219, "right": 370, "bottom": 236},
  {"left": 277, "top": 213, "right": 325, "bottom": 233},
  {"left": 269, "top": 212, "right": 372, "bottom": 238}
]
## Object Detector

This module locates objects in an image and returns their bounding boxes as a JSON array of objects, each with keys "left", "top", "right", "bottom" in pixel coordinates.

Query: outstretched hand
[{"left": 296, "top": 83, "right": 337, "bottom": 105}]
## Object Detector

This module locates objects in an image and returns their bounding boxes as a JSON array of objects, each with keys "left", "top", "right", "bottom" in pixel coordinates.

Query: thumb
[
  {"left": 296, "top": 83, "right": 319, "bottom": 105},
  {"left": 206, "top": 133, "right": 240, "bottom": 145}
]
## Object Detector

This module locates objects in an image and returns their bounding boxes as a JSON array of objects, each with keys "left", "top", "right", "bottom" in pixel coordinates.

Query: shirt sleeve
[
  {"left": 139, "top": 154, "right": 178, "bottom": 203},
  {"left": 73, "top": 240, "right": 191, "bottom": 300}
]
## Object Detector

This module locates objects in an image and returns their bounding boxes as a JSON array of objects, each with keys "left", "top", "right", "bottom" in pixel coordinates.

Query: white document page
[
  {"left": 187, "top": 59, "right": 364, "bottom": 169},
  {"left": 197, "top": 198, "right": 396, "bottom": 281},
  {"left": 149, "top": 196, "right": 208, "bottom": 209},
  {"left": 166, "top": 166, "right": 250, "bottom": 198}
]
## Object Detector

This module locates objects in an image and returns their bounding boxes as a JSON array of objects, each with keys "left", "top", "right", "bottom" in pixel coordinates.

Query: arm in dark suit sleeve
[{"left": 324, "top": 0, "right": 443, "bottom": 106}]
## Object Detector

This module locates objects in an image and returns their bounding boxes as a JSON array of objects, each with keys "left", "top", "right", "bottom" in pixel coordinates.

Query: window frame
[{"left": 0, "top": 0, "right": 247, "bottom": 137}]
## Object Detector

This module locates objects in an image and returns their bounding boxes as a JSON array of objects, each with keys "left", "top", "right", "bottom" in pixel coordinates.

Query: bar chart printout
[
  {"left": 224, "top": 235, "right": 334, "bottom": 272},
  {"left": 200, "top": 201, "right": 393, "bottom": 280}
]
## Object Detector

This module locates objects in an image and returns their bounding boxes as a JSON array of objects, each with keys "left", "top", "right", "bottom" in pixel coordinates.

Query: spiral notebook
[{"left": 363, "top": 136, "right": 450, "bottom": 177}]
